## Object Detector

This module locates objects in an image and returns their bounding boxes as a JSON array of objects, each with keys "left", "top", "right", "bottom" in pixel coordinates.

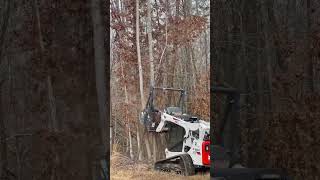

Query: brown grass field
[{"left": 111, "top": 152, "right": 209, "bottom": 180}]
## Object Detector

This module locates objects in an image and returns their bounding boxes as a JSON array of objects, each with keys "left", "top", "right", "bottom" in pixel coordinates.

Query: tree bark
[
  {"left": 33, "top": 0, "right": 44, "bottom": 53},
  {"left": 0, "top": 89, "right": 7, "bottom": 179},
  {"left": 110, "top": 124, "right": 113, "bottom": 154},
  {"left": 305, "top": 0, "right": 313, "bottom": 92},
  {"left": 47, "top": 75, "right": 57, "bottom": 131},
  {"left": 260, "top": 0, "right": 276, "bottom": 166},
  {"left": 91, "top": 0, "right": 108, "bottom": 160},
  {"left": 144, "top": 135, "right": 152, "bottom": 160},
  {"left": 152, "top": 134, "right": 157, "bottom": 162},
  {"left": 136, "top": 0, "right": 145, "bottom": 108},
  {"left": 146, "top": 0, "right": 158, "bottom": 162},
  {"left": 128, "top": 125, "right": 134, "bottom": 159},
  {"left": 136, "top": 125, "right": 142, "bottom": 160},
  {"left": 147, "top": 0, "right": 155, "bottom": 87},
  {"left": 0, "top": 0, "right": 11, "bottom": 178},
  {"left": 135, "top": 0, "right": 147, "bottom": 161}
]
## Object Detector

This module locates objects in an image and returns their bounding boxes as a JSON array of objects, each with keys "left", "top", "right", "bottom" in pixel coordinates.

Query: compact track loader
[{"left": 140, "top": 86, "right": 210, "bottom": 175}]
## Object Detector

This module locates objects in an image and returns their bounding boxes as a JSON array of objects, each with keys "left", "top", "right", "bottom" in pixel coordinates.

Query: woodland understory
[
  {"left": 0, "top": 0, "right": 319, "bottom": 180},
  {"left": 0, "top": 0, "right": 108, "bottom": 179},
  {"left": 212, "top": 0, "right": 320, "bottom": 179},
  {"left": 110, "top": 0, "right": 210, "bottom": 166}
]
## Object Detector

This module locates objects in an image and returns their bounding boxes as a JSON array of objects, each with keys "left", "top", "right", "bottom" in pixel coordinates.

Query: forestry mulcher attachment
[{"left": 140, "top": 86, "right": 210, "bottom": 176}]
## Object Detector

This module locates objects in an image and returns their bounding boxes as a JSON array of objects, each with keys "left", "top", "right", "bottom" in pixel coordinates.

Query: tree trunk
[
  {"left": 204, "top": 31, "right": 209, "bottom": 74},
  {"left": 256, "top": 5, "right": 264, "bottom": 166},
  {"left": 114, "top": 116, "right": 117, "bottom": 148},
  {"left": 0, "top": 0, "right": 11, "bottom": 178},
  {"left": 34, "top": 0, "right": 58, "bottom": 133},
  {"left": 110, "top": 104, "right": 113, "bottom": 154},
  {"left": 162, "top": 14, "right": 168, "bottom": 88},
  {"left": 136, "top": 125, "right": 142, "bottom": 160},
  {"left": 135, "top": 0, "right": 147, "bottom": 161},
  {"left": 33, "top": 0, "right": 44, "bottom": 53},
  {"left": 121, "top": 60, "right": 131, "bottom": 157},
  {"left": 147, "top": 0, "right": 155, "bottom": 87},
  {"left": 47, "top": 75, "right": 57, "bottom": 131},
  {"left": 91, "top": 0, "right": 108, "bottom": 161},
  {"left": 147, "top": 0, "right": 158, "bottom": 162},
  {"left": 152, "top": 134, "right": 157, "bottom": 162},
  {"left": 128, "top": 125, "right": 134, "bottom": 159},
  {"left": 260, "top": 0, "right": 275, "bottom": 166},
  {"left": 15, "top": 137, "right": 22, "bottom": 180},
  {"left": 305, "top": 0, "right": 313, "bottom": 92},
  {"left": 145, "top": 135, "right": 152, "bottom": 160},
  {"left": 136, "top": 0, "right": 145, "bottom": 108},
  {"left": 110, "top": 125, "right": 113, "bottom": 154},
  {"left": 0, "top": 90, "right": 7, "bottom": 179},
  {"left": 126, "top": 134, "right": 129, "bottom": 154}
]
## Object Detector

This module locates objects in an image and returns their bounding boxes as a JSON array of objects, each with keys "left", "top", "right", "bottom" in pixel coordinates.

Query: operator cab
[
  {"left": 164, "top": 106, "right": 182, "bottom": 115},
  {"left": 164, "top": 106, "right": 198, "bottom": 123}
]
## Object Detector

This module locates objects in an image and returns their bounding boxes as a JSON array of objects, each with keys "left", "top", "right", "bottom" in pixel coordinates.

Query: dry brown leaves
[
  {"left": 111, "top": 151, "right": 209, "bottom": 180},
  {"left": 168, "top": 16, "right": 207, "bottom": 46},
  {"left": 189, "top": 74, "right": 210, "bottom": 120}
]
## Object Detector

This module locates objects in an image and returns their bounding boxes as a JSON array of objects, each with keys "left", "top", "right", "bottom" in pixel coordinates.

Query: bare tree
[
  {"left": 136, "top": 0, "right": 145, "bottom": 110},
  {"left": 0, "top": 0, "right": 11, "bottom": 178},
  {"left": 91, "top": 0, "right": 108, "bottom": 161},
  {"left": 120, "top": 61, "right": 134, "bottom": 159},
  {"left": 135, "top": 0, "right": 151, "bottom": 161},
  {"left": 146, "top": 0, "right": 158, "bottom": 162},
  {"left": 47, "top": 76, "right": 57, "bottom": 131},
  {"left": 147, "top": 0, "right": 155, "bottom": 87}
]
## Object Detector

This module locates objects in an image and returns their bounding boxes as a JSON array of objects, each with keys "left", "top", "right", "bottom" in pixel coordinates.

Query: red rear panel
[{"left": 202, "top": 141, "right": 210, "bottom": 166}]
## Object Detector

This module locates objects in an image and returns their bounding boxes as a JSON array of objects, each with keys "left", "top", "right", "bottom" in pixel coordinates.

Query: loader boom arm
[{"left": 156, "top": 112, "right": 198, "bottom": 137}]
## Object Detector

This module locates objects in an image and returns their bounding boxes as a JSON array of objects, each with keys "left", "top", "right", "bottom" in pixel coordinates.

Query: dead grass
[
  {"left": 111, "top": 152, "right": 209, "bottom": 180},
  {"left": 111, "top": 168, "right": 209, "bottom": 180}
]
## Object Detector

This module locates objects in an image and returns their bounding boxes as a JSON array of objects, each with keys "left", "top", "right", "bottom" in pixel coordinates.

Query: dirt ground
[
  {"left": 111, "top": 169, "right": 209, "bottom": 180},
  {"left": 111, "top": 168, "right": 209, "bottom": 180},
  {"left": 110, "top": 152, "right": 209, "bottom": 180}
]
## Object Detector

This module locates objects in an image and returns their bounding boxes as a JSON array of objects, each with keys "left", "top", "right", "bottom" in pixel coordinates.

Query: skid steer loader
[{"left": 140, "top": 86, "right": 210, "bottom": 175}]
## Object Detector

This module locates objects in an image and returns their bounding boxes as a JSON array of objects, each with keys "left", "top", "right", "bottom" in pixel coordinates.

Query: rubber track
[
  {"left": 154, "top": 154, "right": 195, "bottom": 176},
  {"left": 180, "top": 154, "right": 195, "bottom": 176}
]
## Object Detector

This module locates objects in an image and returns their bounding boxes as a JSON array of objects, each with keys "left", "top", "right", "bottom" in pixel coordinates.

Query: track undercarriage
[{"left": 154, "top": 154, "right": 196, "bottom": 176}]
